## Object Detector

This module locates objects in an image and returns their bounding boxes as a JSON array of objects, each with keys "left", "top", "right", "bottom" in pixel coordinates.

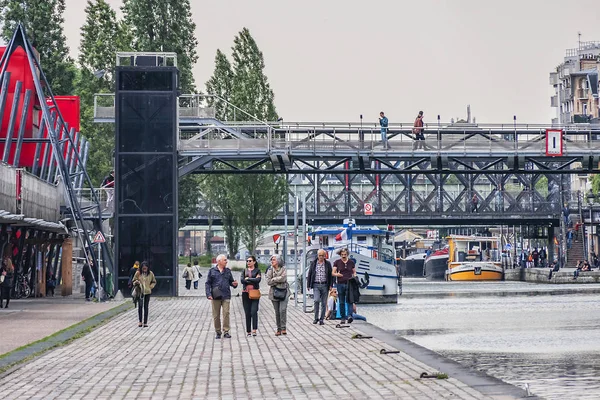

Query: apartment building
[{"left": 550, "top": 41, "right": 600, "bottom": 124}]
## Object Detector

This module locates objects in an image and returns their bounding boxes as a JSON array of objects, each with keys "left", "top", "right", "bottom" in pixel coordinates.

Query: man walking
[
  {"left": 102, "top": 170, "right": 115, "bottom": 211},
  {"left": 307, "top": 249, "right": 333, "bottom": 325},
  {"left": 413, "top": 111, "right": 425, "bottom": 150},
  {"left": 205, "top": 254, "right": 238, "bottom": 339},
  {"left": 379, "top": 111, "right": 388, "bottom": 148}
]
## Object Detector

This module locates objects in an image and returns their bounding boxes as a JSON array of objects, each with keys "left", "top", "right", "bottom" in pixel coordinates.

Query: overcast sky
[{"left": 63, "top": 0, "right": 600, "bottom": 124}]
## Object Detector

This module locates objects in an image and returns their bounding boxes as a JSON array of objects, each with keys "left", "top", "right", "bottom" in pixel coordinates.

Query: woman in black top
[
  {"left": 0, "top": 256, "right": 15, "bottom": 308},
  {"left": 240, "top": 255, "right": 262, "bottom": 336}
]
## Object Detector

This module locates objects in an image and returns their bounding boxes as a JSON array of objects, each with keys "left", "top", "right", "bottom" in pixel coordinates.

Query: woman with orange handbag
[{"left": 241, "top": 255, "right": 262, "bottom": 337}]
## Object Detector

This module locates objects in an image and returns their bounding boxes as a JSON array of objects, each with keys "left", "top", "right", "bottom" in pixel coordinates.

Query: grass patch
[
  {"left": 0, "top": 302, "right": 130, "bottom": 375},
  {"left": 436, "top": 373, "right": 449, "bottom": 379}
]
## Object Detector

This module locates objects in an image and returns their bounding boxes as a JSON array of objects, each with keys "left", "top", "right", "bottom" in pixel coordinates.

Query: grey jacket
[{"left": 266, "top": 266, "right": 288, "bottom": 301}]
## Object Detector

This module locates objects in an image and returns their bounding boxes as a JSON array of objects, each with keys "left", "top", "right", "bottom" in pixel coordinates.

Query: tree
[
  {"left": 76, "top": 0, "right": 131, "bottom": 184},
  {"left": 202, "top": 27, "right": 286, "bottom": 256},
  {"left": 121, "top": 0, "right": 198, "bottom": 92},
  {"left": 0, "top": 0, "right": 76, "bottom": 95}
]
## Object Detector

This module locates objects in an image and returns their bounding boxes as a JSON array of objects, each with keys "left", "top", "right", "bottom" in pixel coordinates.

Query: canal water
[{"left": 361, "top": 279, "right": 600, "bottom": 400}]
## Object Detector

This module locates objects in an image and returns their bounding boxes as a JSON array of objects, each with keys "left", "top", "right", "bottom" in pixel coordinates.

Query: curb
[
  {"left": 353, "top": 321, "right": 542, "bottom": 399},
  {"left": 0, "top": 301, "right": 131, "bottom": 374}
]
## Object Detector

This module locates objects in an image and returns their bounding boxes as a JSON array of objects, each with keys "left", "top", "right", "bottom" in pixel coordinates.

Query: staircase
[{"left": 567, "top": 215, "right": 585, "bottom": 266}]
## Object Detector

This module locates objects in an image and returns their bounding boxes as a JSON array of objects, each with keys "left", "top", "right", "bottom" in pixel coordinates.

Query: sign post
[
  {"left": 364, "top": 202, "right": 373, "bottom": 216},
  {"left": 545, "top": 129, "right": 563, "bottom": 156},
  {"left": 93, "top": 231, "right": 106, "bottom": 301}
]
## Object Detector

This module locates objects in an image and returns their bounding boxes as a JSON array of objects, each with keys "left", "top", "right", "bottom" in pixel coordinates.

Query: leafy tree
[
  {"left": 0, "top": 0, "right": 76, "bottom": 95},
  {"left": 202, "top": 27, "right": 286, "bottom": 256},
  {"left": 76, "top": 0, "right": 131, "bottom": 184},
  {"left": 121, "top": 0, "right": 198, "bottom": 92}
]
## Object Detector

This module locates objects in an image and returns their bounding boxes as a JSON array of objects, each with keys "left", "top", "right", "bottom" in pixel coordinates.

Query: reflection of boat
[
  {"left": 447, "top": 235, "right": 503, "bottom": 281},
  {"left": 424, "top": 247, "right": 449, "bottom": 280},
  {"left": 307, "top": 218, "right": 398, "bottom": 303},
  {"left": 399, "top": 252, "right": 426, "bottom": 277}
]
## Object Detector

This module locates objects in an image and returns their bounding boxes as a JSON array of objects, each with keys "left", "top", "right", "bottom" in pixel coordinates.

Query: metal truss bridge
[{"left": 95, "top": 94, "right": 596, "bottom": 226}]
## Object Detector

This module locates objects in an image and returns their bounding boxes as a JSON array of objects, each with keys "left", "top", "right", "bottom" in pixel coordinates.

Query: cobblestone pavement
[{"left": 0, "top": 266, "right": 527, "bottom": 399}]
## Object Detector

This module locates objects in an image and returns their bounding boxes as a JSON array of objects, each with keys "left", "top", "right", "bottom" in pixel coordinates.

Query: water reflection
[{"left": 362, "top": 280, "right": 600, "bottom": 400}]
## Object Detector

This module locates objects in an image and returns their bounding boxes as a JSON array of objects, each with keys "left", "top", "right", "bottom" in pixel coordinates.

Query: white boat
[
  {"left": 306, "top": 218, "right": 399, "bottom": 303},
  {"left": 447, "top": 235, "right": 503, "bottom": 281}
]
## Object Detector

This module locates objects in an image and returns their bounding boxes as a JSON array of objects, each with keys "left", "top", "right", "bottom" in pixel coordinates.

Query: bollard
[{"left": 379, "top": 349, "right": 400, "bottom": 355}]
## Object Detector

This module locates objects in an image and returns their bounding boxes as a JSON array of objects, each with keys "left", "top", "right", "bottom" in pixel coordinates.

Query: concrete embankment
[{"left": 505, "top": 267, "right": 600, "bottom": 283}]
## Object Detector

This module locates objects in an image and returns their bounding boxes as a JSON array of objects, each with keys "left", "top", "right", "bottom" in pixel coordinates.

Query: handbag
[
  {"left": 0, "top": 274, "right": 4, "bottom": 284},
  {"left": 211, "top": 286, "right": 223, "bottom": 300},
  {"left": 249, "top": 289, "right": 261, "bottom": 300},
  {"left": 183, "top": 270, "right": 189, "bottom": 279},
  {"left": 273, "top": 286, "right": 287, "bottom": 300}
]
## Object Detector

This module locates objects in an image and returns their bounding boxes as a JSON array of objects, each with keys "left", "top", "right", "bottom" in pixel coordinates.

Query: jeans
[
  {"left": 193, "top": 280, "right": 199, "bottom": 289},
  {"left": 337, "top": 283, "right": 348, "bottom": 321},
  {"left": 242, "top": 292, "right": 259, "bottom": 332},
  {"left": 0, "top": 286, "right": 10, "bottom": 307},
  {"left": 138, "top": 294, "right": 150, "bottom": 324},
  {"left": 85, "top": 280, "right": 93, "bottom": 299},
  {"left": 212, "top": 299, "right": 231, "bottom": 334},
  {"left": 272, "top": 297, "right": 288, "bottom": 331},
  {"left": 185, "top": 280, "right": 192, "bottom": 290},
  {"left": 380, "top": 129, "right": 387, "bottom": 145},
  {"left": 313, "top": 283, "right": 328, "bottom": 321}
]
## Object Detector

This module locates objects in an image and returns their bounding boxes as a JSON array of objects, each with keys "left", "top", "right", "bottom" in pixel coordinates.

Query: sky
[{"left": 62, "top": 0, "right": 600, "bottom": 124}]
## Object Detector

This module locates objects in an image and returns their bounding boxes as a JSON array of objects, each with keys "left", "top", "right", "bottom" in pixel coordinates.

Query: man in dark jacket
[
  {"left": 81, "top": 262, "right": 94, "bottom": 301},
  {"left": 307, "top": 249, "right": 333, "bottom": 325},
  {"left": 205, "top": 254, "right": 238, "bottom": 339}
]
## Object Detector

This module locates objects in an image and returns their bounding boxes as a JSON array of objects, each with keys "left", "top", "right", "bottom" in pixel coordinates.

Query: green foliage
[
  {"left": 535, "top": 176, "right": 548, "bottom": 197},
  {"left": 591, "top": 175, "right": 600, "bottom": 195},
  {"left": 178, "top": 175, "right": 201, "bottom": 228},
  {"left": 202, "top": 28, "right": 284, "bottom": 257},
  {"left": 76, "top": 0, "right": 131, "bottom": 184},
  {"left": 0, "top": 0, "right": 76, "bottom": 95},
  {"left": 121, "top": 0, "right": 198, "bottom": 92}
]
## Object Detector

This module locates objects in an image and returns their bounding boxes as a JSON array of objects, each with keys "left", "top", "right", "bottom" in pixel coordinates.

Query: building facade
[{"left": 550, "top": 41, "right": 600, "bottom": 124}]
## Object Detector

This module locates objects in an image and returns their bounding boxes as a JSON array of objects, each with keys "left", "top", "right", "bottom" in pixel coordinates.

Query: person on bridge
[
  {"left": 332, "top": 248, "right": 356, "bottom": 324},
  {"left": 132, "top": 261, "right": 157, "bottom": 328},
  {"left": 102, "top": 170, "right": 115, "bottom": 211},
  {"left": 379, "top": 112, "right": 388, "bottom": 148},
  {"left": 206, "top": 255, "right": 238, "bottom": 339},
  {"left": 413, "top": 111, "right": 425, "bottom": 150},
  {"left": 307, "top": 249, "right": 333, "bottom": 325},
  {"left": 471, "top": 194, "right": 478, "bottom": 213}
]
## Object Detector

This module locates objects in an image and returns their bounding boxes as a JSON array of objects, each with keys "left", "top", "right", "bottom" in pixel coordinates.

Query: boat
[
  {"left": 398, "top": 251, "right": 426, "bottom": 277},
  {"left": 447, "top": 235, "right": 503, "bottom": 281},
  {"left": 423, "top": 246, "right": 449, "bottom": 280},
  {"left": 306, "top": 218, "right": 399, "bottom": 303}
]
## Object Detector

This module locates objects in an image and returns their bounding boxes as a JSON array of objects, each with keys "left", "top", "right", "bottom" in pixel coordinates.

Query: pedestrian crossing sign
[{"left": 93, "top": 231, "right": 106, "bottom": 243}]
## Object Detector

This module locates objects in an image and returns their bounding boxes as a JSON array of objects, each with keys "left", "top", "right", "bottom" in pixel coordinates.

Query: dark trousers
[
  {"left": 85, "top": 280, "right": 93, "bottom": 299},
  {"left": 337, "top": 283, "right": 348, "bottom": 321},
  {"left": 138, "top": 294, "right": 150, "bottom": 324},
  {"left": 313, "top": 283, "right": 328, "bottom": 321},
  {"left": 193, "top": 280, "right": 199, "bottom": 289},
  {"left": 0, "top": 285, "right": 10, "bottom": 307},
  {"left": 242, "top": 292, "right": 259, "bottom": 332},
  {"left": 185, "top": 280, "right": 192, "bottom": 290}
]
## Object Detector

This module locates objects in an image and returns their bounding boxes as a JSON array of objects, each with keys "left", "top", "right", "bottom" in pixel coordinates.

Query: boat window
[
  {"left": 256, "top": 250, "right": 261, "bottom": 255},
  {"left": 356, "top": 236, "right": 367, "bottom": 244},
  {"left": 264, "top": 250, "right": 270, "bottom": 255},
  {"left": 322, "top": 236, "right": 329, "bottom": 246},
  {"left": 380, "top": 248, "right": 395, "bottom": 265}
]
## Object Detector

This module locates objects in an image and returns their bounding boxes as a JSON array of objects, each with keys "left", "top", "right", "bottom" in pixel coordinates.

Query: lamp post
[{"left": 587, "top": 191, "right": 595, "bottom": 261}]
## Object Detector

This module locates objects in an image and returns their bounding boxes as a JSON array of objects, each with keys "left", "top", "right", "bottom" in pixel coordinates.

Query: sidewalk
[{"left": 0, "top": 293, "right": 534, "bottom": 399}]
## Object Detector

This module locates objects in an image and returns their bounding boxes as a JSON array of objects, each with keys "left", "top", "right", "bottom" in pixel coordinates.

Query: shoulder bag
[
  {"left": 211, "top": 286, "right": 223, "bottom": 300},
  {"left": 273, "top": 285, "right": 287, "bottom": 300}
]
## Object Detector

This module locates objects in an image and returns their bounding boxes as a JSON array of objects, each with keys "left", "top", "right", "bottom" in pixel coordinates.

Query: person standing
[
  {"left": 471, "top": 194, "right": 478, "bottom": 213},
  {"left": 128, "top": 261, "right": 140, "bottom": 289},
  {"left": 81, "top": 262, "right": 94, "bottom": 301},
  {"left": 192, "top": 260, "right": 202, "bottom": 290},
  {"left": 0, "top": 256, "right": 15, "bottom": 308},
  {"left": 266, "top": 255, "right": 289, "bottom": 336},
  {"left": 379, "top": 112, "right": 389, "bottom": 148},
  {"left": 332, "top": 248, "right": 356, "bottom": 324},
  {"left": 182, "top": 262, "right": 194, "bottom": 290},
  {"left": 132, "top": 261, "right": 157, "bottom": 327},
  {"left": 205, "top": 254, "right": 238, "bottom": 339},
  {"left": 101, "top": 170, "right": 115, "bottom": 211},
  {"left": 307, "top": 249, "right": 333, "bottom": 325},
  {"left": 241, "top": 256, "right": 262, "bottom": 336},
  {"left": 413, "top": 111, "right": 425, "bottom": 150}
]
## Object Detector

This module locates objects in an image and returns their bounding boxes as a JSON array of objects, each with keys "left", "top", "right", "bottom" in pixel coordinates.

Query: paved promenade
[{"left": 0, "top": 289, "right": 533, "bottom": 399}]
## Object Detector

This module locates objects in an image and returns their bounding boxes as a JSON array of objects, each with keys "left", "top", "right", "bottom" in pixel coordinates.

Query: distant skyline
[{"left": 62, "top": 0, "right": 600, "bottom": 123}]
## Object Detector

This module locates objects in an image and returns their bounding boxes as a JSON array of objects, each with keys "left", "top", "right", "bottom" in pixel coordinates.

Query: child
[{"left": 325, "top": 288, "right": 338, "bottom": 320}]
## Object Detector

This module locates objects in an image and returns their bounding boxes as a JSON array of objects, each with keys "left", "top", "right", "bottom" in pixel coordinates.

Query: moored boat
[
  {"left": 424, "top": 247, "right": 449, "bottom": 280},
  {"left": 447, "top": 235, "right": 503, "bottom": 281},
  {"left": 399, "top": 252, "right": 426, "bottom": 277}
]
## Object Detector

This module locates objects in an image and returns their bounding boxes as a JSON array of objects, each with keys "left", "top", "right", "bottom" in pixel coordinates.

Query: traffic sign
[
  {"left": 504, "top": 243, "right": 512, "bottom": 251},
  {"left": 364, "top": 202, "right": 373, "bottom": 216},
  {"left": 93, "top": 231, "right": 106, "bottom": 243},
  {"left": 545, "top": 129, "right": 563, "bottom": 156},
  {"left": 273, "top": 234, "right": 282, "bottom": 244}
]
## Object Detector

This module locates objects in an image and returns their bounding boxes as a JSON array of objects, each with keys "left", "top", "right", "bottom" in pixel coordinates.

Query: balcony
[
  {"left": 577, "top": 88, "right": 590, "bottom": 99},
  {"left": 549, "top": 72, "right": 559, "bottom": 86},
  {"left": 550, "top": 95, "right": 558, "bottom": 107}
]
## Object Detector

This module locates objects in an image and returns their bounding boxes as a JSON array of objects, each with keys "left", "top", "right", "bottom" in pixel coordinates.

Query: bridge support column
[
  {"left": 61, "top": 238, "right": 72, "bottom": 296},
  {"left": 548, "top": 228, "right": 555, "bottom": 266}
]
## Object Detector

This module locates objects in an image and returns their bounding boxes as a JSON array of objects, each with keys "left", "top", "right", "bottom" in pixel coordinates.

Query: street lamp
[
  {"left": 587, "top": 191, "right": 595, "bottom": 260},
  {"left": 189, "top": 247, "right": 192, "bottom": 265}
]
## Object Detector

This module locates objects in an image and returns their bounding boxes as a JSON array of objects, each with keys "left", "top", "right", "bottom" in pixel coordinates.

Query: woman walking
[
  {"left": 266, "top": 255, "right": 289, "bottom": 336},
  {"left": 0, "top": 256, "right": 14, "bottom": 308},
  {"left": 241, "top": 255, "right": 262, "bottom": 336},
  {"left": 132, "top": 261, "right": 157, "bottom": 327},
  {"left": 182, "top": 262, "right": 194, "bottom": 290}
]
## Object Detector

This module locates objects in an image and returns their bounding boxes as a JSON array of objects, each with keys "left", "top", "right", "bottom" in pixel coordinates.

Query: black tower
[{"left": 115, "top": 63, "right": 178, "bottom": 295}]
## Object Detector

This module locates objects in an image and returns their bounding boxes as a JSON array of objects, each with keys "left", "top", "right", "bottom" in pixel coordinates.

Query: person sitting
[
  {"left": 574, "top": 260, "right": 584, "bottom": 278},
  {"left": 325, "top": 288, "right": 338, "bottom": 320}
]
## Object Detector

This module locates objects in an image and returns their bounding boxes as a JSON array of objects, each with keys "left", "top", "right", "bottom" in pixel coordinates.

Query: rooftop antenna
[{"left": 578, "top": 31, "right": 582, "bottom": 50}]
